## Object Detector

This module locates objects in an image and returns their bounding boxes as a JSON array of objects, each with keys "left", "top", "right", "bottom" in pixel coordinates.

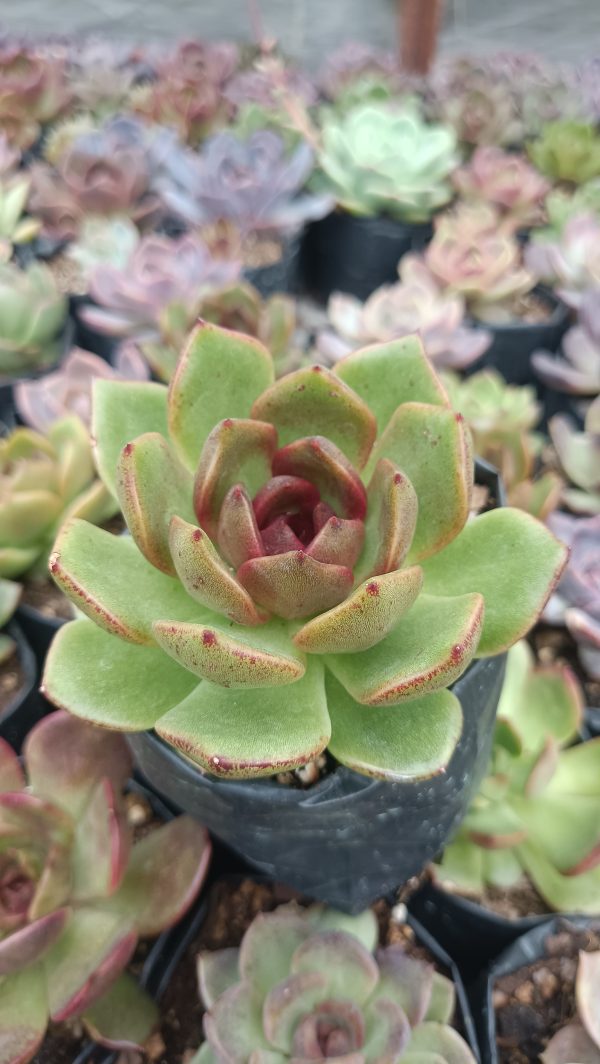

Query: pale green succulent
[
  {"left": 0, "top": 174, "right": 41, "bottom": 263},
  {"left": 528, "top": 120, "right": 600, "bottom": 186},
  {"left": 0, "top": 261, "right": 67, "bottom": 376}
]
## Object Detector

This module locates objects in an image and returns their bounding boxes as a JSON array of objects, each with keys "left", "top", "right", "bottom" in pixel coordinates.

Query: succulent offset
[
  {"left": 541, "top": 950, "right": 600, "bottom": 1064},
  {"left": 452, "top": 146, "right": 549, "bottom": 228},
  {"left": 544, "top": 510, "right": 600, "bottom": 681},
  {"left": 528, "top": 119, "right": 600, "bottom": 185},
  {"left": 525, "top": 213, "right": 600, "bottom": 309},
  {"left": 550, "top": 395, "right": 600, "bottom": 513},
  {"left": 193, "top": 902, "right": 475, "bottom": 1064},
  {"left": 315, "top": 100, "right": 458, "bottom": 221},
  {"left": 0, "top": 417, "right": 116, "bottom": 580},
  {"left": 0, "top": 710, "right": 211, "bottom": 1064},
  {"left": 0, "top": 173, "right": 41, "bottom": 263},
  {"left": 0, "top": 261, "right": 67, "bottom": 377},
  {"left": 43, "top": 325, "right": 565, "bottom": 781},
  {"left": 533, "top": 288, "right": 600, "bottom": 396},
  {"left": 436, "top": 640, "right": 600, "bottom": 913}
]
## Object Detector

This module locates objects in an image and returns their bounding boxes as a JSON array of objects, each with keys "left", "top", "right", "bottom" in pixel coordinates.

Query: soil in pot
[
  {"left": 493, "top": 918, "right": 600, "bottom": 1063},
  {"left": 469, "top": 287, "right": 569, "bottom": 388}
]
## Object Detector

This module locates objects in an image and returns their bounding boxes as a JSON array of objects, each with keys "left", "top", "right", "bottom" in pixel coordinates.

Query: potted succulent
[
  {"left": 0, "top": 709, "right": 211, "bottom": 1064},
  {"left": 543, "top": 511, "right": 600, "bottom": 686},
  {"left": 0, "top": 42, "right": 72, "bottom": 151},
  {"left": 305, "top": 99, "right": 459, "bottom": 300},
  {"left": 42, "top": 324, "right": 566, "bottom": 910},
  {"left": 533, "top": 288, "right": 600, "bottom": 424},
  {"left": 525, "top": 212, "right": 600, "bottom": 310},
  {"left": 549, "top": 398, "right": 600, "bottom": 514},
  {"left": 412, "top": 640, "right": 599, "bottom": 976},
  {"left": 527, "top": 119, "right": 600, "bottom": 187},
  {"left": 0, "top": 577, "right": 39, "bottom": 750},
  {"left": 452, "top": 146, "right": 550, "bottom": 232}
]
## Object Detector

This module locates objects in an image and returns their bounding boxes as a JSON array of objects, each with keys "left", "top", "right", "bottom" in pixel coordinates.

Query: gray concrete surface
[{"left": 0, "top": 0, "right": 598, "bottom": 64}]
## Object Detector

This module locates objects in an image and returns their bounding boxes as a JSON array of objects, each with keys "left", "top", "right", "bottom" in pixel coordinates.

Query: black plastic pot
[
  {"left": 16, "top": 599, "right": 70, "bottom": 672},
  {"left": 585, "top": 705, "right": 600, "bottom": 737},
  {"left": 539, "top": 385, "right": 589, "bottom": 431},
  {"left": 71, "top": 294, "right": 118, "bottom": 364},
  {"left": 472, "top": 915, "right": 597, "bottom": 1064},
  {"left": 302, "top": 209, "right": 433, "bottom": 303},
  {"left": 470, "top": 287, "right": 570, "bottom": 387},
  {"left": 0, "top": 621, "right": 45, "bottom": 751},
  {"left": 244, "top": 229, "right": 302, "bottom": 298}
]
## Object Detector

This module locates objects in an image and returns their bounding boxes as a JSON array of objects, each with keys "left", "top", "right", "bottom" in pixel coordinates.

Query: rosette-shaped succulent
[
  {"left": 436, "top": 639, "right": 600, "bottom": 913},
  {"left": 0, "top": 417, "right": 116, "bottom": 580},
  {"left": 193, "top": 902, "right": 475, "bottom": 1064},
  {"left": 318, "top": 42, "right": 399, "bottom": 102},
  {"left": 533, "top": 289, "right": 600, "bottom": 396},
  {"left": 542, "top": 179, "right": 600, "bottom": 240},
  {"left": 315, "top": 101, "right": 458, "bottom": 221},
  {"left": 65, "top": 215, "right": 141, "bottom": 287},
  {"left": 542, "top": 949, "right": 600, "bottom": 1063},
  {"left": 528, "top": 120, "right": 600, "bottom": 186},
  {"left": 0, "top": 261, "right": 67, "bottom": 376},
  {"left": 43, "top": 325, "right": 565, "bottom": 780},
  {"left": 550, "top": 395, "right": 600, "bottom": 513},
  {"left": 0, "top": 43, "right": 71, "bottom": 149},
  {"left": 526, "top": 214, "right": 600, "bottom": 310},
  {"left": 545, "top": 510, "right": 600, "bottom": 681},
  {"left": 0, "top": 173, "right": 41, "bottom": 263},
  {"left": 428, "top": 57, "right": 522, "bottom": 148},
  {"left": 0, "top": 710, "right": 211, "bottom": 1064},
  {"left": 318, "top": 257, "right": 490, "bottom": 370},
  {"left": 423, "top": 205, "right": 536, "bottom": 322},
  {"left": 452, "top": 147, "right": 549, "bottom": 227}
]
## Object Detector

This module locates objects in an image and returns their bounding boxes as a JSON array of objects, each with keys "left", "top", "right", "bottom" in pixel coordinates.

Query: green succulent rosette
[{"left": 43, "top": 325, "right": 566, "bottom": 781}]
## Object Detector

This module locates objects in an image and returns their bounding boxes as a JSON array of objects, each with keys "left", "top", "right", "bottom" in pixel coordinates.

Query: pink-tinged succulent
[
  {"left": 15, "top": 345, "right": 149, "bottom": 433},
  {"left": 0, "top": 43, "right": 71, "bottom": 149},
  {"left": 427, "top": 57, "right": 523, "bottom": 148},
  {"left": 0, "top": 132, "right": 19, "bottom": 176},
  {"left": 43, "top": 325, "right": 565, "bottom": 781},
  {"left": 423, "top": 205, "right": 536, "bottom": 323},
  {"left": 318, "top": 41, "right": 400, "bottom": 100},
  {"left": 193, "top": 902, "right": 475, "bottom": 1064},
  {"left": 318, "top": 257, "right": 491, "bottom": 370},
  {"left": 0, "top": 710, "right": 211, "bottom": 1064},
  {"left": 525, "top": 214, "right": 600, "bottom": 310},
  {"left": 550, "top": 396, "right": 600, "bottom": 514},
  {"left": 533, "top": 288, "right": 600, "bottom": 396},
  {"left": 436, "top": 639, "right": 600, "bottom": 913},
  {"left": 545, "top": 510, "right": 600, "bottom": 681},
  {"left": 452, "top": 147, "right": 550, "bottom": 227},
  {"left": 542, "top": 950, "right": 600, "bottom": 1063},
  {"left": 225, "top": 58, "right": 317, "bottom": 113},
  {"left": 161, "top": 130, "right": 331, "bottom": 236}
]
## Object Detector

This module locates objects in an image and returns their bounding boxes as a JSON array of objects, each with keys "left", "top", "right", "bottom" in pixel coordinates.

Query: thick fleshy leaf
[
  {"left": 407, "top": 1024, "right": 476, "bottom": 1064},
  {"left": 291, "top": 931, "right": 379, "bottom": 1004},
  {"left": 0, "top": 738, "right": 24, "bottom": 793},
  {"left": 93, "top": 380, "right": 169, "bottom": 498},
  {"left": 421, "top": 509, "right": 568, "bottom": 656},
  {"left": 238, "top": 550, "right": 353, "bottom": 620},
  {"left": 50, "top": 520, "right": 202, "bottom": 645},
  {"left": 0, "top": 579, "right": 20, "bottom": 628},
  {"left": 367, "top": 404, "right": 472, "bottom": 562},
  {"left": 294, "top": 567, "right": 423, "bottom": 654},
  {"left": 83, "top": 973, "right": 159, "bottom": 1051},
  {"left": 306, "top": 516, "right": 365, "bottom": 567},
  {"left": 292, "top": 1001, "right": 365, "bottom": 1056},
  {"left": 541, "top": 1022, "right": 600, "bottom": 1064},
  {"left": 578, "top": 950, "right": 600, "bottom": 1049},
  {"left": 335, "top": 337, "right": 448, "bottom": 437},
  {"left": 239, "top": 909, "right": 311, "bottom": 999},
  {"left": 117, "top": 433, "right": 195, "bottom": 575},
  {"left": 45, "top": 906, "right": 137, "bottom": 1022},
  {"left": 372, "top": 949, "right": 433, "bottom": 1025},
  {"left": 327, "top": 673, "right": 463, "bottom": 781},
  {"left": 110, "top": 816, "right": 211, "bottom": 935},
  {"left": 0, "top": 544, "right": 41, "bottom": 580},
  {"left": 354, "top": 460, "right": 418, "bottom": 583},
  {"left": 168, "top": 322, "right": 274, "bottom": 470},
  {"left": 204, "top": 983, "right": 269, "bottom": 1060},
  {"left": 326, "top": 592, "right": 483, "bottom": 705},
  {"left": 169, "top": 515, "right": 266, "bottom": 625},
  {"left": 194, "top": 419, "right": 277, "bottom": 538},
  {"left": 497, "top": 641, "right": 582, "bottom": 754},
  {"left": 198, "top": 948, "right": 240, "bottom": 1009},
  {"left": 152, "top": 618, "right": 306, "bottom": 688},
  {"left": 251, "top": 364, "right": 376, "bottom": 469},
  {"left": 191, "top": 1046, "right": 221, "bottom": 1064},
  {"left": 309, "top": 907, "right": 379, "bottom": 953},
  {"left": 0, "top": 909, "right": 69, "bottom": 977},
  {"left": 263, "top": 971, "right": 330, "bottom": 1052},
  {"left": 43, "top": 620, "right": 198, "bottom": 731},
  {"left": 518, "top": 842, "right": 600, "bottom": 913},
  {"left": 217, "top": 484, "right": 264, "bottom": 569},
  {"left": 426, "top": 974, "right": 456, "bottom": 1024},
  {"left": 363, "top": 997, "right": 411, "bottom": 1062},
  {"left": 253, "top": 476, "right": 319, "bottom": 528},
  {"left": 71, "top": 779, "right": 131, "bottom": 901},
  {"left": 156, "top": 659, "right": 330, "bottom": 778},
  {"left": 544, "top": 739, "right": 600, "bottom": 799},
  {"left": 272, "top": 436, "right": 367, "bottom": 519},
  {"left": 0, "top": 966, "right": 47, "bottom": 1064},
  {"left": 24, "top": 709, "right": 131, "bottom": 816}
]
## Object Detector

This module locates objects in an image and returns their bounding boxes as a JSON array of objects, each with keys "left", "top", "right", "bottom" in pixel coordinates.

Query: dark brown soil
[
  {"left": 0, "top": 644, "right": 26, "bottom": 716},
  {"left": 494, "top": 919, "right": 600, "bottom": 1063},
  {"left": 530, "top": 623, "right": 600, "bottom": 709},
  {"left": 21, "top": 579, "right": 74, "bottom": 621},
  {"left": 32, "top": 1023, "right": 86, "bottom": 1064},
  {"left": 439, "top": 873, "right": 550, "bottom": 922}
]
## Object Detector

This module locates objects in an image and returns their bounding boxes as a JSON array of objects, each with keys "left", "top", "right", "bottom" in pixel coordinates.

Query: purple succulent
[
  {"left": 533, "top": 289, "right": 600, "bottom": 396},
  {"left": 318, "top": 41, "right": 400, "bottom": 100},
  {"left": 550, "top": 395, "right": 600, "bottom": 515},
  {"left": 225, "top": 61, "right": 317, "bottom": 112},
  {"left": 525, "top": 214, "right": 600, "bottom": 310},
  {"left": 545, "top": 510, "right": 600, "bottom": 679},
  {"left": 0, "top": 132, "right": 19, "bottom": 175}
]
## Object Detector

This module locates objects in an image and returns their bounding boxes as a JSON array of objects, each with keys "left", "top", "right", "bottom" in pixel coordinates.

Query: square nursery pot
[
  {"left": 244, "top": 228, "right": 302, "bottom": 298},
  {"left": 130, "top": 466, "right": 506, "bottom": 914},
  {"left": 470, "top": 914, "right": 599, "bottom": 1064},
  {"left": 16, "top": 598, "right": 70, "bottom": 671},
  {"left": 0, "top": 316, "right": 75, "bottom": 429},
  {"left": 0, "top": 621, "right": 46, "bottom": 751},
  {"left": 71, "top": 294, "right": 118, "bottom": 365},
  {"left": 469, "top": 287, "right": 570, "bottom": 388},
  {"left": 301, "top": 209, "right": 433, "bottom": 303}
]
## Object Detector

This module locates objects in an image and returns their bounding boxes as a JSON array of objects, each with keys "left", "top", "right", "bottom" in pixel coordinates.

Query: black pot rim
[
  {"left": 0, "top": 621, "right": 37, "bottom": 727},
  {"left": 17, "top": 598, "right": 70, "bottom": 634},
  {"left": 417, "top": 879, "right": 551, "bottom": 936},
  {"left": 470, "top": 285, "right": 569, "bottom": 334}
]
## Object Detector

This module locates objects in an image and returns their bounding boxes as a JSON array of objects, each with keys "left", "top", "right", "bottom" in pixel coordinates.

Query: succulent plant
[
  {"left": 0, "top": 43, "right": 71, "bottom": 149},
  {"left": 436, "top": 639, "right": 600, "bottom": 913},
  {"left": 162, "top": 130, "right": 330, "bottom": 236},
  {"left": 544, "top": 510, "right": 600, "bottom": 682},
  {"left": 541, "top": 180, "right": 600, "bottom": 240},
  {"left": 533, "top": 288, "right": 600, "bottom": 396},
  {"left": 315, "top": 100, "right": 458, "bottom": 222},
  {"left": 0, "top": 133, "right": 20, "bottom": 176},
  {"left": 0, "top": 173, "right": 41, "bottom": 263},
  {"left": 0, "top": 709, "right": 211, "bottom": 1063},
  {"left": 0, "top": 575, "right": 21, "bottom": 663},
  {"left": 318, "top": 42, "right": 399, "bottom": 101},
  {"left": 15, "top": 345, "right": 149, "bottom": 433},
  {"left": 528, "top": 120, "right": 600, "bottom": 186},
  {"left": 541, "top": 949, "right": 600, "bottom": 1063},
  {"left": 42, "top": 325, "right": 565, "bottom": 781},
  {"left": 423, "top": 205, "right": 536, "bottom": 323},
  {"left": 0, "top": 260, "right": 67, "bottom": 377},
  {"left": 65, "top": 215, "right": 141, "bottom": 285},
  {"left": 452, "top": 147, "right": 549, "bottom": 228},
  {"left": 550, "top": 395, "right": 600, "bottom": 513},
  {"left": 0, "top": 417, "right": 117, "bottom": 580},
  {"left": 225, "top": 58, "right": 317, "bottom": 114},
  {"left": 318, "top": 256, "right": 491, "bottom": 370},
  {"left": 427, "top": 57, "right": 523, "bottom": 148},
  {"left": 193, "top": 901, "right": 475, "bottom": 1064},
  {"left": 525, "top": 213, "right": 600, "bottom": 310}
]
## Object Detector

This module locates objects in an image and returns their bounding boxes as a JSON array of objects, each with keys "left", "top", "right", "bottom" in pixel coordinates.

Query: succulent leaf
[
  {"left": 82, "top": 973, "right": 159, "bottom": 1052},
  {"left": 93, "top": 379, "right": 169, "bottom": 499}
]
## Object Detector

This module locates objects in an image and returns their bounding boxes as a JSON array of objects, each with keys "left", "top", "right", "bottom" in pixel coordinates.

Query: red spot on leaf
[
  {"left": 202, "top": 630, "right": 217, "bottom": 646},
  {"left": 451, "top": 644, "right": 463, "bottom": 662},
  {"left": 222, "top": 418, "right": 234, "bottom": 428},
  {"left": 312, "top": 366, "right": 323, "bottom": 373},
  {"left": 455, "top": 413, "right": 464, "bottom": 423},
  {"left": 366, "top": 582, "right": 379, "bottom": 596},
  {"left": 393, "top": 473, "right": 404, "bottom": 485},
  {"left": 192, "top": 529, "right": 202, "bottom": 541},
  {"left": 123, "top": 442, "right": 133, "bottom": 456}
]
